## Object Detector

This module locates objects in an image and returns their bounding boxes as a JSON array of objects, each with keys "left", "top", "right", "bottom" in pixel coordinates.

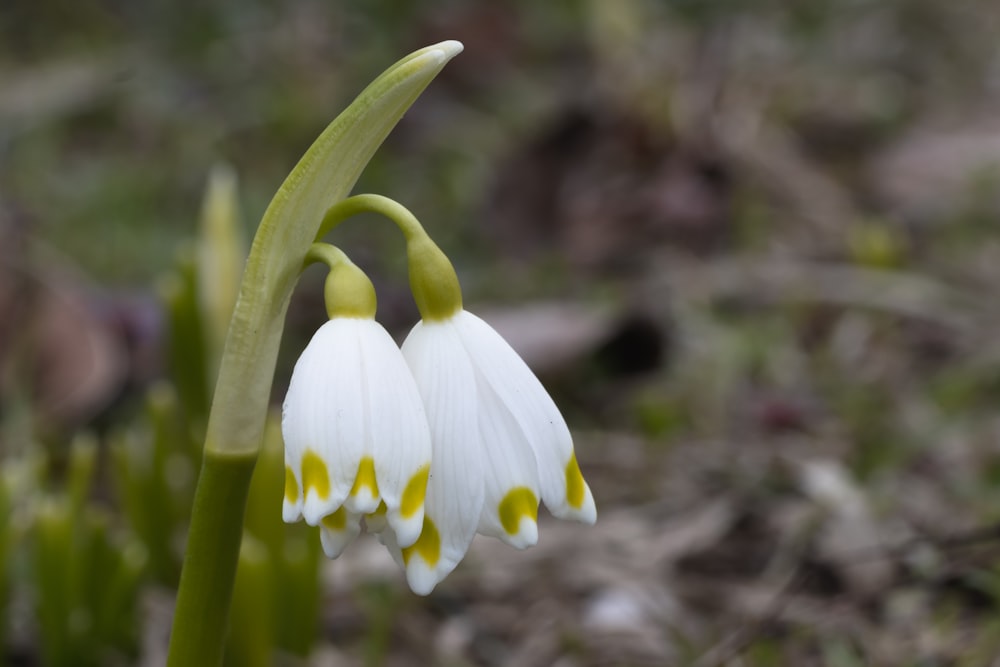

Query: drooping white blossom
[
  {"left": 282, "top": 317, "right": 432, "bottom": 557},
  {"left": 396, "top": 310, "right": 596, "bottom": 595}
]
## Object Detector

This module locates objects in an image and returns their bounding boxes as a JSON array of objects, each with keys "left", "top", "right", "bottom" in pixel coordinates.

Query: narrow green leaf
[
  {"left": 197, "top": 164, "right": 246, "bottom": 377},
  {"left": 159, "top": 249, "right": 211, "bottom": 422},
  {"left": 67, "top": 432, "right": 98, "bottom": 514},
  {"left": 225, "top": 533, "right": 274, "bottom": 667}
]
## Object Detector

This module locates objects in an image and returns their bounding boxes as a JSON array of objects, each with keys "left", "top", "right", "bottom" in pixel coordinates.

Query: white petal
[
  {"left": 473, "top": 371, "right": 540, "bottom": 549},
  {"left": 282, "top": 500, "right": 302, "bottom": 524},
  {"left": 364, "top": 503, "right": 389, "bottom": 534},
  {"left": 452, "top": 311, "right": 596, "bottom": 523},
  {"left": 374, "top": 527, "right": 406, "bottom": 571},
  {"left": 357, "top": 322, "right": 432, "bottom": 548},
  {"left": 342, "top": 481, "right": 379, "bottom": 515},
  {"left": 401, "top": 320, "right": 485, "bottom": 595},
  {"left": 281, "top": 379, "right": 304, "bottom": 523},
  {"left": 282, "top": 458, "right": 303, "bottom": 523},
  {"left": 282, "top": 319, "right": 367, "bottom": 526},
  {"left": 319, "top": 508, "right": 363, "bottom": 559}
]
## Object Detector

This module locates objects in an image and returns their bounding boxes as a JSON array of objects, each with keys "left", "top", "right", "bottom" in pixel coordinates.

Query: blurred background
[{"left": 4, "top": 0, "right": 1000, "bottom": 665}]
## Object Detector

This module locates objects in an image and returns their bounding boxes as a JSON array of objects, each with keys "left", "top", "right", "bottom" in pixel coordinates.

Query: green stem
[
  {"left": 317, "top": 193, "right": 426, "bottom": 241},
  {"left": 305, "top": 243, "right": 378, "bottom": 319},
  {"left": 304, "top": 242, "right": 352, "bottom": 268},
  {"left": 167, "top": 451, "right": 256, "bottom": 667},
  {"left": 318, "top": 194, "right": 463, "bottom": 321}
]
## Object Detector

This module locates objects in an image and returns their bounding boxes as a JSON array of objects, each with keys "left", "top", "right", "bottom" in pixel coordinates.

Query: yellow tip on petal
[
  {"left": 368, "top": 500, "right": 387, "bottom": 518},
  {"left": 322, "top": 506, "right": 348, "bottom": 531},
  {"left": 350, "top": 456, "right": 379, "bottom": 498},
  {"left": 402, "top": 516, "right": 440, "bottom": 567},
  {"left": 498, "top": 487, "right": 539, "bottom": 535},
  {"left": 302, "top": 449, "right": 331, "bottom": 501},
  {"left": 284, "top": 466, "right": 299, "bottom": 503},
  {"left": 400, "top": 464, "right": 430, "bottom": 518},
  {"left": 565, "top": 454, "right": 586, "bottom": 510}
]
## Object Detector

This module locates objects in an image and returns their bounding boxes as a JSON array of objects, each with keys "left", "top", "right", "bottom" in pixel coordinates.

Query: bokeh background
[{"left": 4, "top": 0, "right": 1000, "bottom": 665}]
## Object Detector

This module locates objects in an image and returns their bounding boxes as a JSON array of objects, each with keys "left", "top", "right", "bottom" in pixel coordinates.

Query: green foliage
[
  {"left": 225, "top": 534, "right": 274, "bottom": 667},
  {"left": 32, "top": 436, "right": 147, "bottom": 667},
  {"left": 159, "top": 251, "right": 212, "bottom": 424},
  {"left": 114, "top": 165, "right": 246, "bottom": 586},
  {"left": 744, "top": 638, "right": 782, "bottom": 666},
  {"left": 847, "top": 219, "right": 908, "bottom": 270},
  {"left": 633, "top": 388, "right": 691, "bottom": 440},
  {"left": 358, "top": 581, "right": 404, "bottom": 667},
  {"left": 110, "top": 166, "right": 324, "bottom": 662},
  {"left": 197, "top": 165, "right": 247, "bottom": 379},
  {"left": 820, "top": 638, "right": 866, "bottom": 667},
  {"left": 228, "top": 414, "right": 321, "bottom": 662},
  {"left": 112, "top": 385, "right": 196, "bottom": 586}
]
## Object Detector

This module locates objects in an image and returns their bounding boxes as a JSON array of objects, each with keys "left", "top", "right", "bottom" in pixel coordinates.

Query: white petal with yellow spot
[
  {"left": 398, "top": 310, "right": 596, "bottom": 595},
  {"left": 452, "top": 311, "right": 596, "bottom": 523},
  {"left": 400, "top": 320, "right": 484, "bottom": 595},
  {"left": 357, "top": 324, "right": 433, "bottom": 548},
  {"left": 281, "top": 318, "right": 432, "bottom": 557}
]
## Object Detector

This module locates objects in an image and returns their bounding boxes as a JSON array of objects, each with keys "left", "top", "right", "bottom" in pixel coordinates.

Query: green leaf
[
  {"left": 225, "top": 533, "right": 274, "bottom": 667},
  {"left": 197, "top": 164, "right": 246, "bottom": 377}
]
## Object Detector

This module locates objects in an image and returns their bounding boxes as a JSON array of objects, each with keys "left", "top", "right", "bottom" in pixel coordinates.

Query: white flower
[
  {"left": 394, "top": 309, "right": 597, "bottom": 594},
  {"left": 282, "top": 317, "right": 432, "bottom": 557}
]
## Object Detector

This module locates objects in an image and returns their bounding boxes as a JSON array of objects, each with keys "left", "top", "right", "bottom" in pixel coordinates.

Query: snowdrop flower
[
  {"left": 282, "top": 245, "right": 431, "bottom": 557},
  {"left": 392, "top": 230, "right": 597, "bottom": 595}
]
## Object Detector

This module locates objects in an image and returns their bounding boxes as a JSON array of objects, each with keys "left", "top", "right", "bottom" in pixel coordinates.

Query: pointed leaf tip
[{"left": 434, "top": 40, "right": 464, "bottom": 60}]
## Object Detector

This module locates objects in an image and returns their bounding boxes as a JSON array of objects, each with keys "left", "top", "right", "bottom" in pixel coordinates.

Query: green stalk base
[{"left": 167, "top": 450, "right": 257, "bottom": 667}]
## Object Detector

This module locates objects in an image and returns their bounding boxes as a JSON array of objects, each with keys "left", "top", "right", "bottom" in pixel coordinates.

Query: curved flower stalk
[
  {"left": 167, "top": 43, "right": 462, "bottom": 667},
  {"left": 282, "top": 244, "right": 430, "bottom": 556},
  {"left": 315, "top": 195, "right": 597, "bottom": 595}
]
